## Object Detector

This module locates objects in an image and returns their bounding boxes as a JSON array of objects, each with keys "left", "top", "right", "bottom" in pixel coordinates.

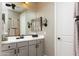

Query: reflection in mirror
[
  {"left": 7, "top": 9, "right": 20, "bottom": 36},
  {"left": 2, "top": 2, "right": 43, "bottom": 36},
  {"left": 31, "top": 18, "right": 42, "bottom": 32}
]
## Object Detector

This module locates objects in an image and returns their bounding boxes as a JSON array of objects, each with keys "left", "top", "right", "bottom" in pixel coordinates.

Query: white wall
[
  {"left": 0, "top": 3, "right": 4, "bottom": 35},
  {"left": 2, "top": 2, "right": 8, "bottom": 34},
  {"left": 8, "top": 10, "right": 20, "bottom": 19},
  {"left": 0, "top": 3, "right": 4, "bottom": 55},
  {"left": 20, "top": 10, "right": 36, "bottom": 35},
  {"left": 36, "top": 2, "right": 54, "bottom": 56}
]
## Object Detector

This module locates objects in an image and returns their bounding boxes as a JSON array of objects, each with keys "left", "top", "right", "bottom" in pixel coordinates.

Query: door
[
  {"left": 55, "top": 2, "right": 75, "bottom": 56},
  {"left": 2, "top": 49, "right": 16, "bottom": 56},
  {"left": 29, "top": 45, "right": 36, "bottom": 56},
  {"left": 18, "top": 46, "right": 28, "bottom": 56}
]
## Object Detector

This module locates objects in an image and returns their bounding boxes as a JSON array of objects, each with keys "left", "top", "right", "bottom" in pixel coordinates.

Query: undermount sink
[
  {"left": 32, "top": 34, "right": 38, "bottom": 37},
  {"left": 16, "top": 36, "right": 24, "bottom": 39}
]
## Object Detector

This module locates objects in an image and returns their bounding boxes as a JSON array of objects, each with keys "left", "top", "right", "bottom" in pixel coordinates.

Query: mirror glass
[{"left": 2, "top": 2, "right": 42, "bottom": 36}]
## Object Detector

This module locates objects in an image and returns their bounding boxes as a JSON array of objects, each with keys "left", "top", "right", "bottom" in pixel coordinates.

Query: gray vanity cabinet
[
  {"left": 1, "top": 41, "right": 29, "bottom": 56},
  {"left": 18, "top": 46, "right": 28, "bottom": 56},
  {"left": 1, "top": 39, "right": 44, "bottom": 56},
  {"left": 36, "top": 39, "right": 44, "bottom": 56},
  {"left": 29, "top": 39, "right": 44, "bottom": 56},
  {"left": 2, "top": 49, "right": 16, "bottom": 56},
  {"left": 36, "top": 43, "right": 44, "bottom": 56},
  {"left": 29, "top": 44, "right": 36, "bottom": 56},
  {"left": 29, "top": 40, "right": 36, "bottom": 56},
  {"left": 1, "top": 43, "right": 16, "bottom": 56},
  {"left": 17, "top": 41, "right": 29, "bottom": 56}
]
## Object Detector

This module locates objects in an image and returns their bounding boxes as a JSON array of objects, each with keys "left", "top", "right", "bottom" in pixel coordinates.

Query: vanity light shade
[{"left": 43, "top": 18, "right": 47, "bottom": 27}]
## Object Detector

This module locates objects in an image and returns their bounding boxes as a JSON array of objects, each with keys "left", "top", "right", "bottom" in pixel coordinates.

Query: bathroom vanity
[{"left": 1, "top": 35, "right": 44, "bottom": 56}]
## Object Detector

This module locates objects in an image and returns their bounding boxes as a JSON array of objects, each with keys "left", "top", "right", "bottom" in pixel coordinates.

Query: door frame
[{"left": 54, "top": 2, "right": 57, "bottom": 56}]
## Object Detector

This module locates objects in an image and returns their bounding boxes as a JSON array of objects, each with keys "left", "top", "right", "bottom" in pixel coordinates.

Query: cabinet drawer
[
  {"left": 17, "top": 41, "right": 28, "bottom": 47},
  {"left": 1, "top": 43, "right": 16, "bottom": 51},
  {"left": 29, "top": 40, "right": 36, "bottom": 45},
  {"left": 2, "top": 49, "right": 16, "bottom": 56}
]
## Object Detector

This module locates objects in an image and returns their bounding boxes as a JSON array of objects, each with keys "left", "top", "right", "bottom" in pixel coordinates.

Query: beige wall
[{"left": 36, "top": 2, "right": 54, "bottom": 56}]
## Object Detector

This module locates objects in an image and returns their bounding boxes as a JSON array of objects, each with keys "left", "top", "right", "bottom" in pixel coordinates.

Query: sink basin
[
  {"left": 16, "top": 35, "right": 24, "bottom": 39},
  {"left": 32, "top": 34, "right": 38, "bottom": 37}
]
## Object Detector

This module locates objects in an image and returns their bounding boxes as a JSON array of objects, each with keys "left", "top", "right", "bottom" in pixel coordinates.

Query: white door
[
  {"left": 55, "top": 2, "right": 75, "bottom": 56},
  {"left": 2, "top": 49, "right": 16, "bottom": 56},
  {"left": 29, "top": 45, "right": 36, "bottom": 56},
  {"left": 18, "top": 46, "right": 28, "bottom": 56}
]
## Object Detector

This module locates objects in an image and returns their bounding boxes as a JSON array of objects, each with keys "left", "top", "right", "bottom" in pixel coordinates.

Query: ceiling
[{"left": 3, "top": 2, "right": 37, "bottom": 13}]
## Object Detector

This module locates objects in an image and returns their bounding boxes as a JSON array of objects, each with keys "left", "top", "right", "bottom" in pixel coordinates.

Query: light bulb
[{"left": 25, "top": 2, "right": 29, "bottom": 4}]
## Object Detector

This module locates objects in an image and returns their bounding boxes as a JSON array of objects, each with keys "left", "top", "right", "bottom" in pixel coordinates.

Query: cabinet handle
[
  {"left": 14, "top": 49, "right": 16, "bottom": 54},
  {"left": 18, "top": 48, "right": 19, "bottom": 53}
]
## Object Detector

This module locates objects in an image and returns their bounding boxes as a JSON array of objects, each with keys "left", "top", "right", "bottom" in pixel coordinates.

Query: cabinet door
[
  {"left": 29, "top": 45, "right": 36, "bottom": 56},
  {"left": 2, "top": 49, "right": 16, "bottom": 56},
  {"left": 36, "top": 43, "right": 44, "bottom": 56},
  {"left": 18, "top": 46, "right": 28, "bottom": 56}
]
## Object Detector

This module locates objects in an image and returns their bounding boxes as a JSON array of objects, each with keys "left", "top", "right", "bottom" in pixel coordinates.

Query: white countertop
[{"left": 1, "top": 35, "right": 45, "bottom": 44}]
